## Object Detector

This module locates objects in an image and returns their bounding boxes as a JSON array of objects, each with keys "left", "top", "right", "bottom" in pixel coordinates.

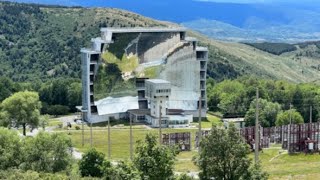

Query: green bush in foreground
[
  {"left": 133, "top": 133, "right": 178, "bottom": 180},
  {"left": 196, "top": 124, "right": 268, "bottom": 180},
  {"left": 79, "top": 148, "right": 112, "bottom": 178},
  {"left": 0, "top": 128, "right": 23, "bottom": 170}
]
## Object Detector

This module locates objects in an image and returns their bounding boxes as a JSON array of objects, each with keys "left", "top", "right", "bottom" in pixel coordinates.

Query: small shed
[{"left": 223, "top": 117, "right": 245, "bottom": 129}]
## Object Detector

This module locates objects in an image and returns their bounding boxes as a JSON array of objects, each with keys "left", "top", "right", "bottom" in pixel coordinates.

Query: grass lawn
[
  {"left": 54, "top": 114, "right": 320, "bottom": 179},
  {"left": 190, "top": 114, "right": 222, "bottom": 128},
  {"left": 64, "top": 127, "right": 199, "bottom": 161},
  {"left": 249, "top": 145, "right": 320, "bottom": 180},
  {"left": 48, "top": 119, "right": 63, "bottom": 127}
]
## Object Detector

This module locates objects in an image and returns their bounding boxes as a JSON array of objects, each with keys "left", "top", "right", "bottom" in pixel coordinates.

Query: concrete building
[{"left": 80, "top": 27, "right": 208, "bottom": 127}]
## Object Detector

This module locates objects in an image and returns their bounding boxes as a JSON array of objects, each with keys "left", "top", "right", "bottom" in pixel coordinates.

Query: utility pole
[
  {"left": 82, "top": 112, "right": 84, "bottom": 147},
  {"left": 108, "top": 118, "right": 111, "bottom": 159},
  {"left": 310, "top": 106, "right": 313, "bottom": 124},
  {"left": 198, "top": 96, "right": 202, "bottom": 151},
  {"left": 159, "top": 105, "right": 162, "bottom": 145},
  {"left": 129, "top": 113, "right": 133, "bottom": 160},
  {"left": 288, "top": 103, "right": 292, "bottom": 153},
  {"left": 255, "top": 88, "right": 259, "bottom": 164},
  {"left": 90, "top": 120, "right": 93, "bottom": 148}
]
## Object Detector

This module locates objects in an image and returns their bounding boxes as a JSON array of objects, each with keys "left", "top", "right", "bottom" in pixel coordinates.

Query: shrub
[{"left": 79, "top": 148, "right": 111, "bottom": 178}]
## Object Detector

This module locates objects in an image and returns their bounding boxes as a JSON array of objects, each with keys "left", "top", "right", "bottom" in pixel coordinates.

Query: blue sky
[{"left": 194, "top": 0, "right": 312, "bottom": 3}]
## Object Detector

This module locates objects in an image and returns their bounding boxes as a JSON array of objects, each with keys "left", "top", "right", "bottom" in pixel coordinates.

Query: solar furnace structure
[{"left": 81, "top": 28, "right": 208, "bottom": 127}]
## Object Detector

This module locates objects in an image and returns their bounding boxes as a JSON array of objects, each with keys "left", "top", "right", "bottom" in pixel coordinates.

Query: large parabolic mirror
[{"left": 81, "top": 28, "right": 208, "bottom": 123}]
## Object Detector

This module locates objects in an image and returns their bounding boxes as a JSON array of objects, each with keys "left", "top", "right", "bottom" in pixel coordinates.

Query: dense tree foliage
[
  {"left": 79, "top": 148, "right": 111, "bottom": 178},
  {"left": 196, "top": 124, "right": 268, "bottom": 180},
  {"left": 245, "top": 42, "right": 297, "bottom": 55},
  {"left": 0, "top": 77, "right": 82, "bottom": 116},
  {"left": 1, "top": 91, "right": 41, "bottom": 135},
  {"left": 0, "top": 169, "right": 69, "bottom": 180},
  {"left": 245, "top": 99, "right": 281, "bottom": 127},
  {"left": 208, "top": 77, "right": 320, "bottom": 126},
  {"left": 0, "top": 129, "right": 73, "bottom": 175},
  {"left": 107, "top": 161, "right": 140, "bottom": 180},
  {"left": 275, "top": 109, "right": 304, "bottom": 126},
  {"left": 0, "top": 1, "right": 168, "bottom": 82},
  {"left": 0, "top": 128, "right": 23, "bottom": 170},
  {"left": 133, "top": 133, "right": 178, "bottom": 180},
  {"left": 22, "top": 132, "right": 73, "bottom": 173}
]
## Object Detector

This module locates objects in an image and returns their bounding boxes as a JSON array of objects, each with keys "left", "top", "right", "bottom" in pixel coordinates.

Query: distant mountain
[
  {"left": 6, "top": 0, "right": 320, "bottom": 42},
  {"left": 183, "top": 19, "right": 320, "bottom": 43},
  {"left": 1, "top": 1, "right": 319, "bottom": 83}
]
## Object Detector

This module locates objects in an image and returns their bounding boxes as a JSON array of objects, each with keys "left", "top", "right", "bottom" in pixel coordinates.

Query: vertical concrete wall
[{"left": 81, "top": 51, "right": 91, "bottom": 121}]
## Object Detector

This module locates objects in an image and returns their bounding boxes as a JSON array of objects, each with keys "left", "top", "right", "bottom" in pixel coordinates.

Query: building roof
[
  {"left": 146, "top": 79, "right": 170, "bottom": 84},
  {"left": 222, "top": 117, "right": 245, "bottom": 123},
  {"left": 100, "top": 27, "right": 187, "bottom": 33},
  {"left": 196, "top": 46, "right": 208, "bottom": 52},
  {"left": 185, "top": 37, "right": 198, "bottom": 42},
  {"left": 95, "top": 96, "right": 139, "bottom": 115},
  {"left": 80, "top": 48, "right": 101, "bottom": 54}
]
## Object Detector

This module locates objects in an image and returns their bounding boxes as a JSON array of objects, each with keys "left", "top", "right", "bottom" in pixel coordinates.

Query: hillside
[
  {"left": 10, "top": 0, "right": 320, "bottom": 43},
  {"left": 0, "top": 1, "right": 319, "bottom": 84},
  {"left": 0, "top": 1, "right": 169, "bottom": 81},
  {"left": 187, "top": 31, "right": 320, "bottom": 83}
]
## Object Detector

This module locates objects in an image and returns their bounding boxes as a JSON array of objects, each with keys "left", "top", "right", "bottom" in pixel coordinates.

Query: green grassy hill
[{"left": 0, "top": 1, "right": 319, "bottom": 84}]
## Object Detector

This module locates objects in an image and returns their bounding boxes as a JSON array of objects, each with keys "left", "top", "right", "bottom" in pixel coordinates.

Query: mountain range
[
  {"left": 0, "top": 1, "right": 319, "bottom": 84},
  {"left": 5, "top": 0, "right": 320, "bottom": 42}
]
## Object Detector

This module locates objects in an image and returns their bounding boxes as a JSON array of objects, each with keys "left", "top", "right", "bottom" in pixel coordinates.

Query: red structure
[
  {"left": 162, "top": 132, "right": 191, "bottom": 151},
  {"left": 241, "top": 122, "right": 320, "bottom": 153},
  {"left": 240, "top": 126, "right": 269, "bottom": 150}
]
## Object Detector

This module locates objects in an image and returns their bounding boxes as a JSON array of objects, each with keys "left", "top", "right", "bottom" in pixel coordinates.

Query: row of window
[
  {"left": 156, "top": 89, "right": 171, "bottom": 93},
  {"left": 168, "top": 120, "right": 189, "bottom": 125}
]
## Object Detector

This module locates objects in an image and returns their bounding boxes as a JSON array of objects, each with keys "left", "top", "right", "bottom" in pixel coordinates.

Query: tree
[
  {"left": 22, "top": 132, "right": 72, "bottom": 173},
  {"left": 79, "top": 148, "right": 111, "bottom": 178},
  {"left": 195, "top": 124, "right": 267, "bottom": 180},
  {"left": 275, "top": 109, "right": 304, "bottom": 126},
  {"left": 66, "top": 82, "right": 81, "bottom": 112},
  {"left": 106, "top": 161, "right": 140, "bottom": 180},
  {"left": 0, "top": 77, "right": 16, "bottom": 102},
  {"left": 243, "top": 163, "right": 269, "bottom": 180},
  {"left": 133, "top": 133, "right": 178, "bottom": 180},
  {"left": 46, "top": 105, "right": 70, "bottom": 116},
  {"left": 245, "top": 98, "right": 281, "bottom": 127},
  {"left": 0, "top": 127, "right": 23, "bottom": 170},
  {"left": 39, "top": 114, "right": 49, "bottom": 130},
  {"left": 1, "top": 91, "right": 41, "bottom": 136}
]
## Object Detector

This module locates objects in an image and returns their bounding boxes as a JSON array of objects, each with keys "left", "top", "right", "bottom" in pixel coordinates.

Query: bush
[
  {"left": 44, "top": 105, "right": 70, "bottom": 116},
  {"left": 79, "top": 148, "right": 111, "bottom": 178},
  {"left": 106, "top": 161, "right": 140, "bottom": 180},
  {"left": 0, "top": 169, "right": 69, "bottom": 180},
  {"left": 22, "top": 132, "right": 73, "bottom": 173},
  {"left": 0, "top": 128, "right": 23, "bottom": 170},
  {"left": 75, "top": 126, "right": 80, "bottom": 130}
]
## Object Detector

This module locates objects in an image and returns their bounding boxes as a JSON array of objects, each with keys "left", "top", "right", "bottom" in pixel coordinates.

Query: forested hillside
[
  {"left": 1, "top": 1, "right": 319, "bottom": 84},
  {"left": 0, "top": 1, "right": 167, "bottom": 82},
  {"left": 1, "top": 1, "right": 320, "bottom": 115},
  {"left": 207, "top": 77, "right": 320, "bottom": 127}
]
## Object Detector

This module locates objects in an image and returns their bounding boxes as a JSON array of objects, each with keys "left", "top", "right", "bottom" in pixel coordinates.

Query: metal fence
[
  {"left": 162, "top": 132, "right": 191, "bottom": 151},
  {"left": 241, "top": 122, "right": 320, "bottom": 153}
]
